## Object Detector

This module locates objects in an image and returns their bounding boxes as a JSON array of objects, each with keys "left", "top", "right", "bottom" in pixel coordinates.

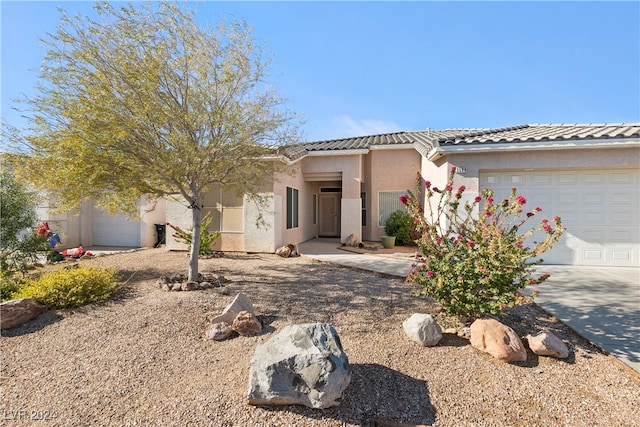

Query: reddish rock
[
  {"left": 470, "top": 318, "right": 527, "bottom": 362},
  {"left": 275, "top": 246, "right": 292, "bottom": 257},
  {"left": 209, "top": 293, "right": 254, "bottom": 325},
  {"left": 232, "top": 311, "right": 262, "bottom": 336},
  {"left": 0, "top": 298, "right": 47, "bottom": 329},
  {"left": 526, "top": 332, "right": 569, "bottom": 359}
]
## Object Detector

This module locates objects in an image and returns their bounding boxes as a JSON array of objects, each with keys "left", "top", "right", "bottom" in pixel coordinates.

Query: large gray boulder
[
  {"left": 0, "top": 298, "right": 46, "bottom": 329},
  {"left": 403, "top": 313, "right": 443, "bottom": 347},
  {"left": 247, "top": 323, "right": 351, "bottom": 409}
]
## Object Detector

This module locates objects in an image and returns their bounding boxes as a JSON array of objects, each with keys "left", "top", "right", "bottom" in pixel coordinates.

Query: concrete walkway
[{"left": 298, "top": 238, "right": 640, "bottom": 373}]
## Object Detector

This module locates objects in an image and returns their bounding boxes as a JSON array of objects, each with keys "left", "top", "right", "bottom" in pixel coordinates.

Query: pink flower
[
  {"left": 424, "top": 180, "right": 431, "bottom": 189},
  {"left": 445, "top": 184, "right": 453, "bottom": 192},
  {"left": 450, "top": 166, "right": 457, "bottom": 173},
  {"left": 433, "top": 187, "right": 440, "bottom": 193},
  {"left": 399, "top": 195, "right": 410, "bottom": 205},
  {"left": 457, "top": 185, "right": 466, "bottom": 193},
  {"left": 526, "top": 212, "right": 534, "bottom": 217},
  {"left": 426, "top": 270, "right": 434, "bottom": 277},
  {"left": 535, "top": 207, "right": 542, "bottom": 212},
  {"left": 467, "top": 240, "right": 475, "bottom": 247},
  {"left": 474, "top": 196, "right": 482, "bottom": 203},
  {"left": 485, "top": 211, "right": 492, "bottom": 217},
  {"left": 515, "top": 242, "right": 523, "bottom": 248},
  {"left": 487, "top": 197, "right": 494, "bottom": 204},
  {"left": 516, "top": 195, "right": 527, "bottom": 205}
]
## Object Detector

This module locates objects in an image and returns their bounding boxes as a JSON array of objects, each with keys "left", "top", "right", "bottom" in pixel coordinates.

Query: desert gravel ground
[{"left": 1, "top": 248, "right": 639, "bottom": 427}]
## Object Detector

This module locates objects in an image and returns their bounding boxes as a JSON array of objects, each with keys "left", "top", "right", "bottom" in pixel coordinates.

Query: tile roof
[
  {"left": 431, "top": 123, "right": 640, "bottom": 146},
  {"left": 280, "top": 123, "right": 640, "bottom": 161}
]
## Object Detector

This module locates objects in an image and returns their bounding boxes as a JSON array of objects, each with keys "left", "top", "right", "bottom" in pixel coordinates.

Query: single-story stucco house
[{"left": 43, "top": 123, "right": 640, "bottom": 267}]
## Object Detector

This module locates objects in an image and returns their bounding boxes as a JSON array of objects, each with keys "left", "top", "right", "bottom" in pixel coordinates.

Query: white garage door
[
  {"left": 92, "top": 207, "right": 141, "bottom": 247},
  {"left": 479, "top": 168, "right": 639, "bottom": 267}
]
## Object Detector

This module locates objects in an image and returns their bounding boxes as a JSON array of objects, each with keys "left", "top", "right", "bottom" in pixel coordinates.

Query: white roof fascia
[
  {"left": 305, "top": 149, "right": 370, "bottom": 157},
  {"left": 369, "top": 144, "right": 415, "bottom": 150},
  {"left": 427, "top": 138, "right": 640, "bottom": 161}
]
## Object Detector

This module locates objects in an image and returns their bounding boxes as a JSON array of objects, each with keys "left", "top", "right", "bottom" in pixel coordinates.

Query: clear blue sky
[{"left": 2, "top": 1, "right": 639, "bottom": 143}]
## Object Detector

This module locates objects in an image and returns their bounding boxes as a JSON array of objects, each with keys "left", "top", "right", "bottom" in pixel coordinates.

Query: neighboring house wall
[{"left": 38, "top": 198, "right": 165, "bottom": 249}]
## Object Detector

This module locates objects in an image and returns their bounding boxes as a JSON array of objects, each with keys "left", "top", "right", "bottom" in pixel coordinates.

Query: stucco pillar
[
  {"left": 244, "top": 194, "right": 280, "bottom": 253},
  {"left": 341, "top": 198, "right": 362, "bottom": 243}
]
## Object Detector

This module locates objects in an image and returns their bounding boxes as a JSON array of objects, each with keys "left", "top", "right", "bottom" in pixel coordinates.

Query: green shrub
[
  {"left": 12, "top": 266, "right": 120, "bottom": 309},
  {"left": 166, "top": 211, "right": 221, "bottom": 256},
  {"left": 384, "top": 210, "right": 414, "bottom": 246},
  {"left": 0, "top": 278, "right": 25, "bottom": 302},
  {"left": 404, "top": 168, "right": 564, "bottom": 318}
]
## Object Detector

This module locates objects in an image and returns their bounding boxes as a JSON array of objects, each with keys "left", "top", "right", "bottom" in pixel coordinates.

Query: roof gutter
[
  {"left": 305, "top": 149, "right": 370, "bottom": 157},
  {"left": 426, "top": 138, "right": 640, "bottom": 161}
]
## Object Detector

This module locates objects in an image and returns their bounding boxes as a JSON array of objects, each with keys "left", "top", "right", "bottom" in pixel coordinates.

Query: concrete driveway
[{"left": 298, "top": 238, "right": 640, "bottom": 373}]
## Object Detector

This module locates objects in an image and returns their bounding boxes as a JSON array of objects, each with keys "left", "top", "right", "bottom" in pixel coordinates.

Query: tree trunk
[{"left": 188, "top": 205, "right": 202, "bottom": 282}]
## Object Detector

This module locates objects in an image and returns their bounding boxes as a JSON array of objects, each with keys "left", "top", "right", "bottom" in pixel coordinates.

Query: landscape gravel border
[{"left": 1, "top": 248, "right": 638, "bottom": 426}]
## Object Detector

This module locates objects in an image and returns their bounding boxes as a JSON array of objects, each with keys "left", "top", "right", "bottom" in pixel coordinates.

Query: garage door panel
[
  {"left": 92, "top": 207, "right": 140, "bottom": 247},
  {"left": 480, "top": 168, "right": 639, "bottom": 266}
]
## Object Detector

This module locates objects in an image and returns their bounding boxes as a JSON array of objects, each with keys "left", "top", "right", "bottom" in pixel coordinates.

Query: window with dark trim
[
  {"left": 312, "top": 194, "right": 317, "bottom": 225},
  {"left": 286, "top": 187, "right": 299, "bottom": 229},
  {"left": 361, "top": 192, "right": 367, "bottom": 227}
]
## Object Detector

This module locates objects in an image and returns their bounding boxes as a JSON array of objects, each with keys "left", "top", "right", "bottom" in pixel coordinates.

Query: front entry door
[{"left": 319, "top": 194, "right": 341, "bottom": 237}]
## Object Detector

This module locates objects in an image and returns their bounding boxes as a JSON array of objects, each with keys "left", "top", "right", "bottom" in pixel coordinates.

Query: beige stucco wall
[
  {"left": 273, "top": 162, "right": 317, "bottom": 246},
  {"left": 369, "top": 148, "right": 422, "bottom": 241},
  {"left": 426, "top": 145, "right": 640, "bottom": 193}
]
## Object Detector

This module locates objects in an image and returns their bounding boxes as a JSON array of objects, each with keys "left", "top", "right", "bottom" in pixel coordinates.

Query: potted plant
[
  {"left": 380, "top": 235, "right": 396, "bottom": 249},
  {"left": 383, "top": 210, "right": 414, "bottom": 249}
]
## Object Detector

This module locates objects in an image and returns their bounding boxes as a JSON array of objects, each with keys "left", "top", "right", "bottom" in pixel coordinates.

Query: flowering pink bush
[{"left": 404, "top": 167, "right": 564, "bottom": 317}]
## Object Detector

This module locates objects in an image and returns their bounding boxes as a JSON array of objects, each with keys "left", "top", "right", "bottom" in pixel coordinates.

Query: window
[
  {"left": 361, "top": 192, "right": 367, "bottom": 227},
  {"left": 286, "top": 187, "right": 299, "bottom": 229},
  {"left": 312, "top": 194, "right": 317, "bottom": 225},
  {"left": 378, "top": 191, "right": 409, "bottom": 226},
  {"left": 202, "top": 187, "right": 243, "bottom": 233}
]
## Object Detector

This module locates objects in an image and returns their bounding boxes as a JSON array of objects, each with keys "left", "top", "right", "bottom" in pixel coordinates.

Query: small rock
[
  {"left": 275, "top": 246, "right": 292, "bottom": 257},
  {"left": 169, "top": 273, "right": 185, "bottom": 283},
  {"left": 210, "top": 293, "right": 254, "bottom": 325},
  {"left": 232, "top": 311, "right": 262, "bottom": 336},
  {"left": 457, "top": 327, "right": 471, "bottom": 339},
  {"left": 217, "top": 275, "right": 227, "bottom": 284},
  {"left": 402, "top": 313, "right": 442, "bottom": 346},
  {"left": 287, "top": 243, "right": 298, "bottom": 256},
  {"left": 181, "top": 281, "right": 197, "bottom": 291},
  {"left": 345, "top": 234, "right": 359, "bottom": 247},
  {"left": 0, "top": 298, "right": 47, "bottom": 329},
  {"left": 206, "top": 322, "right": 233, "bottom": 340},
  {"left": 171, "top": 283, "right": 183, "bottom": 291},
  {"left": 470, "top": 318, "right": 527, "bottom": 362},
  {"left": 526, "top": 332, "right": 569, "bottom": 359},
  {"left": 159, "top": 283, "right": 171, "bottom": 292}
]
